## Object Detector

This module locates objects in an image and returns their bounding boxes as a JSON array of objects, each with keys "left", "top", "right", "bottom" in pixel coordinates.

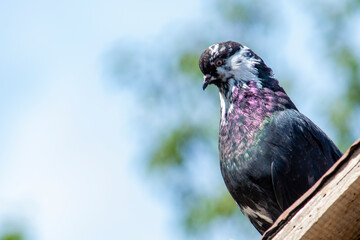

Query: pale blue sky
[
  {"left": 0, "top": 1, "right": 358, "bottom": 240},
  {"left": 0, "top": 1, "right": 202, "bottom": 239}
]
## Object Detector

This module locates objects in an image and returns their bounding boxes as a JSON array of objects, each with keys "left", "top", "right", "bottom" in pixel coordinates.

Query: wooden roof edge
[{"left": 262, "top": 138, "right": 360, "bottom": 240}]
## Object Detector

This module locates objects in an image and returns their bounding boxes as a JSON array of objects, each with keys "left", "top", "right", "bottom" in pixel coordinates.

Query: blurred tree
[
  {"left": 310, "top": 0, "right": 360, "bottom": 151},
  {"left": 0, "top": 232, "right": 23, "bottom": 240},
  {"left": 108, "top": 0, "right": 359, "bottom": 239}
]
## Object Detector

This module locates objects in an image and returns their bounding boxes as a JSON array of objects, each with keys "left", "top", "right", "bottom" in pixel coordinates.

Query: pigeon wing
[{"left": 265, "top": 109, "right": 342, "bottom": 211}]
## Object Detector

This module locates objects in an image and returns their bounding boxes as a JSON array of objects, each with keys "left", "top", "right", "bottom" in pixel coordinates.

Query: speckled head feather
[
  {"left": 199, "top": 41, "right": 277, "bottom": 92},
  {"left": 199, "top": 41, "right": 242, "bottom": 77}
]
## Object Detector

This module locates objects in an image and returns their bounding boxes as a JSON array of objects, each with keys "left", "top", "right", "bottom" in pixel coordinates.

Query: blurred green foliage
[
  {"left": 0, "top": 232, "right": 23, "bottom": 240},
  {"left": 112, "top": 0, "right": 360, "bottom": 239},
  {"left": 330, "top": 47, "right": 360, "bottom": 151},
  {"left": 150, "top": 126, "right": 203, "bottom": 169},
  {"left": 312, "top": 0, "right": 360, "bottom": 152},
  {"left": 185, "top": 193, "right": 237, "bottom": 232},
  {"left": 178, "top": 53, "right": 202, "bottom": 78}
]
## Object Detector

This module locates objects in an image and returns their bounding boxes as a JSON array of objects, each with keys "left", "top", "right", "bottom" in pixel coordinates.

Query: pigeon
[{"left": 199, "top": 41, "right": 342, "bottom": 234}]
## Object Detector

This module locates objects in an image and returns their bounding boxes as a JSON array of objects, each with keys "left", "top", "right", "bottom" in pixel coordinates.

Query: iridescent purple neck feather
[{"left": 219, "top": 80, "right": 296, "bottom": 155}]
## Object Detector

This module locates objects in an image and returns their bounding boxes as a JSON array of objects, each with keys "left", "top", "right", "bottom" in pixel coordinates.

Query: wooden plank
[
  {"left": 271, "top": 150, "right": 360, "bottom": 239},
  {"left": 263, "top": 139, "right": 360, "bottom": 240}
]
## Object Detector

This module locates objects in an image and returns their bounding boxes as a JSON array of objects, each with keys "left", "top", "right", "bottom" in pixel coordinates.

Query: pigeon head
[{"left": 199, "top": 41, "right": 273, "bottom": 91}]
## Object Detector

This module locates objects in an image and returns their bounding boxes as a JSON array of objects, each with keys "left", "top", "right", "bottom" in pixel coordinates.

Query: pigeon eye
[
  {"left": 215, "top": 59, "right": 223, "bottom": 67},
  {"left": 245, "top": 51, "right": 254, "bottom": 58}
]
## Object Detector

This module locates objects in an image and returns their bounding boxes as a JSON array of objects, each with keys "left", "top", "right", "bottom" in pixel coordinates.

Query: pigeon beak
[{"left": 202, "top": 74, "right": 214, "bottom": 90}]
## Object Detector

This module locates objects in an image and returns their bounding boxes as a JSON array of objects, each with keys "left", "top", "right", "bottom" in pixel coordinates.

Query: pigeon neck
[
  {"left": 219, "top": 79, "right": 239, "bottom": 126},
  {"left": 219, "top": 80, "right": 296, "bottom": 127}
]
